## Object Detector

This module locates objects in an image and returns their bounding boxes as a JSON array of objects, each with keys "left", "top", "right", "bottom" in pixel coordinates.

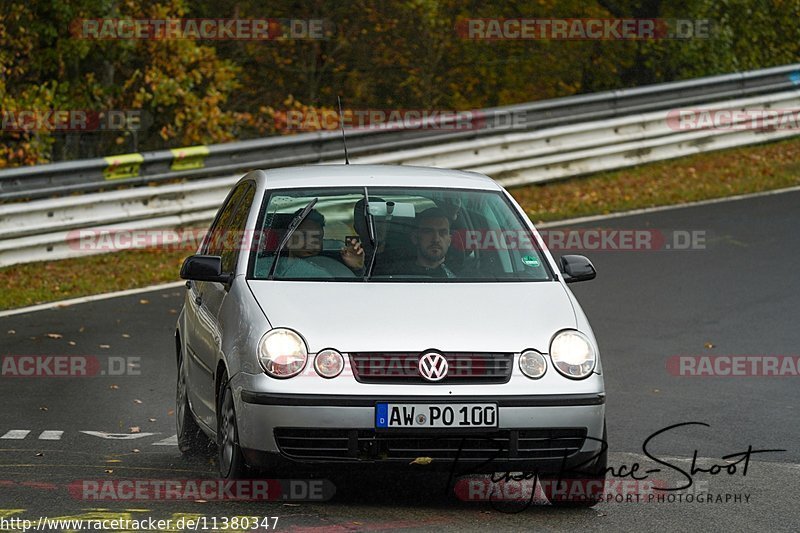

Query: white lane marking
[
  {"left": 0, "top": 281, "right": 185, "bottom": 318},
  {"left": 152, "top": 435, "right": 178, "bottom": 446},
  {"left": 80, "top": 431, "right": 159, "bottom": 440},
  {"left": 1, "top": 430, "right": 31, "bottom": 439},
  {"left": 38, "top": 430, "right": 63, "bottom": 440},
  {"left": 3, "top": 184, "right": 800, "bottom": 319},
  {"left": 1, "top": 429, "right": 176, "bottom": 446}
]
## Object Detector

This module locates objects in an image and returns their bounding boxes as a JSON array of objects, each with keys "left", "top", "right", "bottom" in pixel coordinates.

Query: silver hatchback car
[{"left": 176, "top": 165, "right": 606, "bottom": 502}]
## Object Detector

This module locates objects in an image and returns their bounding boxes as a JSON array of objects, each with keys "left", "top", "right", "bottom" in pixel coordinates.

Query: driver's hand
[{"left": 341, "top": 241, "right": 365, "bottom": 269}]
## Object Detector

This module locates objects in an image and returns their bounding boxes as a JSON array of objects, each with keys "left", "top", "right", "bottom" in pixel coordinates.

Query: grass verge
[{"left": 2, "top": 137, "right": 800, "bottom": 311}]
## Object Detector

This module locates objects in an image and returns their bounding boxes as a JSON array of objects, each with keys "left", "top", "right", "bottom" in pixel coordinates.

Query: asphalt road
[{"left": 1, "top": 190, "right": 798, "bottom": 532}]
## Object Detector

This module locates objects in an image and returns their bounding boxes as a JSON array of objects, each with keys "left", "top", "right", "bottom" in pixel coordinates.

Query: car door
[{"left": 184, "top": 181, "right": 255, "bottom": 429}]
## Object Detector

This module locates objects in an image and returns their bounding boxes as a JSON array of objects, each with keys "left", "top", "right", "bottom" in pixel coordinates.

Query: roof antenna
[{"left": 337, "top": 96, "right": 350, "bottom": 164}]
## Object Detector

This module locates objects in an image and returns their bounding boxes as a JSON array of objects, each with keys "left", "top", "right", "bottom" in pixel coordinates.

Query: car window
[
  {"left": 204, "top": 182, "right": 253, "bottom": 273},
  {"left": 220, "top": 184, "right": 256, "bottom": 273},
  {"left": 250, "top": 186, "right": 552, "bottom": 282}
]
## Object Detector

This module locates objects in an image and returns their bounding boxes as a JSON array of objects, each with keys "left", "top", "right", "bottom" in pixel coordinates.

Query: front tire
[{"left": 217, "top": 374, "right": 247, "bottom": 479}]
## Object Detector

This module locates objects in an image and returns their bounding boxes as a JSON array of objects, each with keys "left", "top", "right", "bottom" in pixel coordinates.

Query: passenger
[
  {"left": 402, "top": 207, "right": 456, "bottom": 278},
  {"left": 277, "top": 209, "right": 364, "bottom": 278}
]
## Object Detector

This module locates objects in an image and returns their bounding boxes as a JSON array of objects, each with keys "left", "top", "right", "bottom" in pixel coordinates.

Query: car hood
[{"left": 247, "top": 280, "right": 577, "bottom": 353}]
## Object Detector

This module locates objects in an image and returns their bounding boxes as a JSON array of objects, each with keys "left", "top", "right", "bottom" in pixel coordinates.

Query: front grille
[
  {"left": 349, "top": 352, "right": 513, "bottom": 384},
  {"left": 274, "top": 428, "right": 586, "bottom": 462}
]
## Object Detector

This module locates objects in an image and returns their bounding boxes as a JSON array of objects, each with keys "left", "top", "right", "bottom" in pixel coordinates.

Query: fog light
[
  {"left": 519, "top": 350, "right": 547, "bottom": 379},
  {"left": 314, "top": 349, "right": 344, "bottom": 378}
]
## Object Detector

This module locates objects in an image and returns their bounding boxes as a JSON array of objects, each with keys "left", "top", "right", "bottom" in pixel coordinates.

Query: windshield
[{"left": 250, "top": 187, "right": 552, "bottom": 282}]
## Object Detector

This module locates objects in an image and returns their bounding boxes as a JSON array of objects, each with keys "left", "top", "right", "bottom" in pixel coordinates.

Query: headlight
[
  {"left": 314, "top": 349, "right": 344, "bottom": 379},
  {"left": 549, "top": 330, "right": 596, "bottom": 379},
  {"left": 258, "top": 329, "right": 307, "bottom": 378},
  {"left": 519, "top": 350, "right": 547, "bottom": 379}
]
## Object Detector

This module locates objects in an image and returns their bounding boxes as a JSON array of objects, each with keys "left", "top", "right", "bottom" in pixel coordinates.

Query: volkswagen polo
[{"left": 175, "top": 165, "right": 606, "bottom": 504}]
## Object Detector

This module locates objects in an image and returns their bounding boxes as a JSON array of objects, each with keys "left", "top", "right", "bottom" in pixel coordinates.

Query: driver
[{"left": 403, "top": 207, "right": 456, "bottom": 278}]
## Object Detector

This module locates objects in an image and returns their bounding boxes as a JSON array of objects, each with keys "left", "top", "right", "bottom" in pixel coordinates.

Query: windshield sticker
[{"left": 522, "top": 255, "right": 540, "bottom": 267}]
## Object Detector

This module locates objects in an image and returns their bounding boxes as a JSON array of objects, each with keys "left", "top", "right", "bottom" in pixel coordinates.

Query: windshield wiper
[
  {"left": 267, "top": 197, "right": 319, "bottom": 280},
  {"left": 363, "top": 186, "right": 378, "bottom": 281}
]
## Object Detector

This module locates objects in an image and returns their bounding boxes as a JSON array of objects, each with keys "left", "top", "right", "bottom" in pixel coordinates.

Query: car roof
[{"left": 251, "top": 164, "right": 501, "bottom": 191}]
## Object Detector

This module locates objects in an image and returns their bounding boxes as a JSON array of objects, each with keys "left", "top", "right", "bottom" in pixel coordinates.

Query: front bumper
[{"left": 232, "top": 373, "right": 605, "bottom": 474}]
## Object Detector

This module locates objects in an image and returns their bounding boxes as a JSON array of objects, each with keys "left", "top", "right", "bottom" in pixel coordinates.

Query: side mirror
[
  {"left": 180, "top": 255, "right": 233, "bottom": 284},
  {"left": 559, "top": 255, "right": 596, "bottom": 283}
]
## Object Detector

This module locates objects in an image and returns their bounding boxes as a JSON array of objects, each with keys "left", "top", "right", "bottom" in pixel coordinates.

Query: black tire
[
  {"left": 217, "top": 374, "right": 248, "bottom": 479},
  {"left": 542, "top": 421, "right": 608, "bottom": 508},
  {"left": 176, "top": 349, "right": 208, "bottom": 455}
]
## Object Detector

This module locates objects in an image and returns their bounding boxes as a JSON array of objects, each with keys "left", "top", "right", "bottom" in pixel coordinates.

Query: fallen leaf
[
  {"left": 195, "top": 499, "right": 207, "bottom": 503},
  {"left": 68, "top": 341, "right": 76, "bottom": 346},
  {"left": 46, "top": 333, "right": 62, "bottom": 339},
  {"left": 653, "top": 389, "right": 660, "bottom": 393},
  {"left": 139, "top": 299, "right": 149, "bottom": 305},
  {"left": 99, "top": 344, "right": 110, "bottom": 349},
  {"left": 7, "top": 330, "right": 15, "bottom": 335},
  {"left": 130, "top": 427, "right": 140, "bottom": 433},
  {"left": 167, "top": 409, "right": 175, "bottom": 416},
  {"left": 410, "top": 457, "right": 433, "bottom": 465},
  {"left": 704, "top": 342, "right": 715, "bottom": 349},
  {"left": 133, "top": 399, "right": 142, "bottom": 404},
  {"left": 35, "top": 452, "right": 44, "bottom": 457},
  {"left": 39, "top": 406, "right": 48, "bottom": 411},
  {"left": 168, "top": 309, "right": 177, "bottom": 314},
  {"left": 105, "top": 469, "right": 113, "bottom": 474},
  {"left": 122, "top": 333, "right": 131, "bottom": 338},
  {"left": 79, "top": 326, "right": 85, "bottom": 333},
  {"left": 109, "top": 384, "right": 119, "bottom": 390},
  {"left": 149, "top": 418, "right": 156, "bottom": 422},
  {"left": 132, "top": 449, "right": 140, "bottom": 453}
]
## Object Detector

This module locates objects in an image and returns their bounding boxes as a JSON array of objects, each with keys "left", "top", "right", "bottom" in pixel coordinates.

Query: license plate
[{"left": 375, "top": 403, "right": 498, "bottom": 429}]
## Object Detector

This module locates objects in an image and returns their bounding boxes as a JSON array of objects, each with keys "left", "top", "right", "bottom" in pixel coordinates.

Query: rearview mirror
[
  {"left": 368, "top": 201, "right": 415, "bottom": 218},
  {"left": 559, "top": 255, "right": 596, "bottom": 283},
  {"left": 180, "top": 255, "right": 233, "bottom": 284}
]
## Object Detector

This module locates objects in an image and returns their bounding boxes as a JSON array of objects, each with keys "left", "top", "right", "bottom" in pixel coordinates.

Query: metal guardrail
[
  {"left": 1, "top": 63, "right": 799, "bottom": 201},
  {"left": 2, "top": 64, "right": 800, "bottom": 267}
]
